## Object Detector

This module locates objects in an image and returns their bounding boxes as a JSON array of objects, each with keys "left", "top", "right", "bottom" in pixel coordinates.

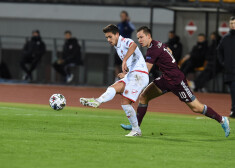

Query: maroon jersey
[{"left": 146, "top": 40, "right": 185, "bottom": 85}]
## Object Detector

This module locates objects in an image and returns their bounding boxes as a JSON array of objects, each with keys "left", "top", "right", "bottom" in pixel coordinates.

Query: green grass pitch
[{"left": 0, "top": 102, "right": 234, "bottom": 168}]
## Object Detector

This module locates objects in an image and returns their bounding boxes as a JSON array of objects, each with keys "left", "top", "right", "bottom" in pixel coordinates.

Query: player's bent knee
[
  {"left": 139, "top": 93, "right": 148, "bottom": 104},
  {"left": 191, "top": 106, "right": 203, "bottom": 113},
  {"left": 187, "top": 99, "right": 204, "bottom": 114}
]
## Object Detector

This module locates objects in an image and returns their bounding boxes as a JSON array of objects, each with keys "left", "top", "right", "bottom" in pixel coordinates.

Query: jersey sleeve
[
  {"left": 146, "top": 47, "right": 161, "bottom": 64},
  {"left": 123, "top": 38, "right": 134, "bottom": 49}
]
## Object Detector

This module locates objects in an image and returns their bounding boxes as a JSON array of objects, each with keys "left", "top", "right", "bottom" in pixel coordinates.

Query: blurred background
[{"left": 0, "top": 0, "right": 234, "bottom": 92}]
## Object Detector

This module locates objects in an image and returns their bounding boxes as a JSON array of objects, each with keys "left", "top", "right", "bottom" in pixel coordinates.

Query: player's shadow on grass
[
  {"left": 142, "top": 135, "right": 191, "bottom": 143},
  {"left": 78, "top": 137, "right": 151, "bottom": 145},
  {"left": 196, "top": 137, "right": 235, "bottom": 142}
]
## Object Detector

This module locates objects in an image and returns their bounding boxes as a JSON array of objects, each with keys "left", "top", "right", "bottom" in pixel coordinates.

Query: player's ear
[{"left": 116, "top": 32, "right": 119, "bottom": 38}]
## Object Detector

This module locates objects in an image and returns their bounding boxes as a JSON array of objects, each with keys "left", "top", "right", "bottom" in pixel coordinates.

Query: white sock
[
  {"left": 96, "top": 87, "right": 116, "bottom": 103},
  {"left": 121, "top": 104, "right": 140, "bottom": 131}
]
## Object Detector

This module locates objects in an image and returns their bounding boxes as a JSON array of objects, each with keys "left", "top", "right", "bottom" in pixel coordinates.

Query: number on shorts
[
  {"left": 179, "top": 92, "right": 187, "bottom": 99},
  {"left": 164, "top": 47, "right": 175, "bottom": 63}
]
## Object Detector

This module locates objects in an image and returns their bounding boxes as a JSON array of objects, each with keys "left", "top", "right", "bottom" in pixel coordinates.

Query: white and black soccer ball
[{"left": 49, "top": 94, "right": 66, "bottom": 110}]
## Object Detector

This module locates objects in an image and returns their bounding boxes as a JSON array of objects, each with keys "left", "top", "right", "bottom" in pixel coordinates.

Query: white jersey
[{"left": 114, "top": 35, "right": 148, "bottom": 73}]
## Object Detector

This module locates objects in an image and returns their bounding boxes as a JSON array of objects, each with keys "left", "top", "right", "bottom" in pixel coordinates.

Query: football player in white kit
[{"left": 80, "top": 24, "right": 149, "bottom": 136}]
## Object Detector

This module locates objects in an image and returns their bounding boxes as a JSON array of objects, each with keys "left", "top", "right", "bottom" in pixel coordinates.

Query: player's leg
[
  {"left": 172, "top": 78, "right": 230, "bottom": 137},
  {"left": 80, "top": 81, "right": 125, "bottom": 108},
  {"left": 186, "top": 99, "right": 230, "bottom": 137},
  {"left": 121, "top": 82, "right": 163, "bottom": 130},
  {"left": 53, "top": 62, "right": 67, "bottom": 77},
  {"left": 20, "top": 56, "right": 31, "bottom": 80},
  {"left": 121, "top": 98, "right": 141, "bottom": 136},
  {"left": 29, "top": 57, "right": 41, "bottom": 73},
  {"left": 137, "top": 82, "right": 163, "bottom": 125}
]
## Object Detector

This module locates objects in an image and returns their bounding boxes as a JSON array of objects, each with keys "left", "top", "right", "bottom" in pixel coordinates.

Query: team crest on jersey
[{"left": 125, "top": 90, "right": 129, "bottom": 95}]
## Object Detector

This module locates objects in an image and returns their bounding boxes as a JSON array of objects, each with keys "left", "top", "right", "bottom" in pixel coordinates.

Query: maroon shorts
[{"left": 153, "top": 77, "right": 196, "bottom": 103}]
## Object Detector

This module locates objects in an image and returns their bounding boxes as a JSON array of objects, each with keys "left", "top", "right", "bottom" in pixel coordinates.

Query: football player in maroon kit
[{"left": 121, "top": 26, "right": 230, "bottom": 137}]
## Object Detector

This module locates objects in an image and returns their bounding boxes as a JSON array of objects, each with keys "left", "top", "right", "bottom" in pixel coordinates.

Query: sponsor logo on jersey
[
  {"left": 146, "top": 56, "right": 151, "bottom": 60},
  {"left": 126, "top": 41, "right": 129, "bottom": 46}
]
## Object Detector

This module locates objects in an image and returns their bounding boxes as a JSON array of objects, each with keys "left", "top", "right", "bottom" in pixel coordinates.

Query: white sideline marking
[
  {"left": 0, "top": 106, "right": 122, "bottom": 119},
  {"left": 0, "top": 106, "right": 43, "bottom": 113}
]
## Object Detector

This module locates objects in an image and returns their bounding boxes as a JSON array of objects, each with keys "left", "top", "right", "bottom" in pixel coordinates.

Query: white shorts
[{"left": 118, "top": 71, "right": 149, "bottom": 102}]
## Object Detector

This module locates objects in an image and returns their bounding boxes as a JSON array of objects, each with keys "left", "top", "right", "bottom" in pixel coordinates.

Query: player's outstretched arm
[{"left": 122, "top": 42, "right": 137, "bottom": 73}]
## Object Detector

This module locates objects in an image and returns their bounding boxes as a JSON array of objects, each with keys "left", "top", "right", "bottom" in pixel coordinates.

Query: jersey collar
[
  {"left": 148, "top": 40, "right": 153, "bottom": 48},
  {"left": 115, "top": 35, "right": 123, "bottom": 49}
]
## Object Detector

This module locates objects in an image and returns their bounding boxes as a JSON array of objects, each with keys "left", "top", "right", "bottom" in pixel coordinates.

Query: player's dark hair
[
  {"left": 121, "top": 10, "right": 129, "bottom": 17},
  {"left": 169, "top": 30, "right": 175, "bottom": 34},
  {"left": 64, "top": 30, "right": 72, "bottom": 35},
  {"left": 32, "top": 30, "right": 40, "bottom": 36},
  {"left": 198, "top": 33, "right": 205, "bottom": 37},
  {"left": 103, "top": 24, "right": 119, "bottom": 34},
  {"left": 211, "top": 31, "right": 221, "bottom": 44},
  {"left": 230, "top": 16, "right": 235, "bottom": 21},
  {"left": 137, "top": 26, "right": 152, "bottom": 37}
]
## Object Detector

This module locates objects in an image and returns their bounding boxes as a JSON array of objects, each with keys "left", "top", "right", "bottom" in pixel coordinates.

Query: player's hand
[
  {"left": 122, "top": 60, "right": 128, "bottom": 73},
  {"left": 118, "top": 72, "right": 126, "bottom": 79}
]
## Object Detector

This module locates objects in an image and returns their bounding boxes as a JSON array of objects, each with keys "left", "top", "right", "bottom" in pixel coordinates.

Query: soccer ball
[{"left": 49, "top": 94, "right": 66, "bottom": 110}]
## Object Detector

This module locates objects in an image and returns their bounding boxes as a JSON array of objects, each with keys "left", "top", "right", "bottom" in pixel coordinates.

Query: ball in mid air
[{"left": 49, "top": 94, "right": 66, "bottom": 110}]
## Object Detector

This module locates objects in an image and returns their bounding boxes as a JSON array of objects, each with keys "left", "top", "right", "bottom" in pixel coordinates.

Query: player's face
[
  {"left": 197, "top": 36, "right": 205, "bottom": 43},
  {"left": 210, "top": 33, "right": 216, "bottom": 40},
  {"left": 168, "top": 32, "right": 174, "bottom": 39},
  {"left": 120, "top": 13, "right": 128, "bottom": 22},
  {"left": 105, "top": 32, "right": 119, "bottom": 46},
  {"left": 64, "top": 33, "right": 72, "bottom": 40},
  {"left": 230, "top": 20, "right": 235, "bottom": 30},
  {"left": 32, "top": 32, "right": 39, "bottom": 37},
  {"left": 137, "top": 30, "right": 151, "bottom": 47}
]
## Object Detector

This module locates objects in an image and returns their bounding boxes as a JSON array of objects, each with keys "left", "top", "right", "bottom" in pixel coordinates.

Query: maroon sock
[
  {"left": 137, "top": 104, "right": 148, "bottom": 126},
  {"left": 203, "top": 105, "right": 222, "bottom": 123}
]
